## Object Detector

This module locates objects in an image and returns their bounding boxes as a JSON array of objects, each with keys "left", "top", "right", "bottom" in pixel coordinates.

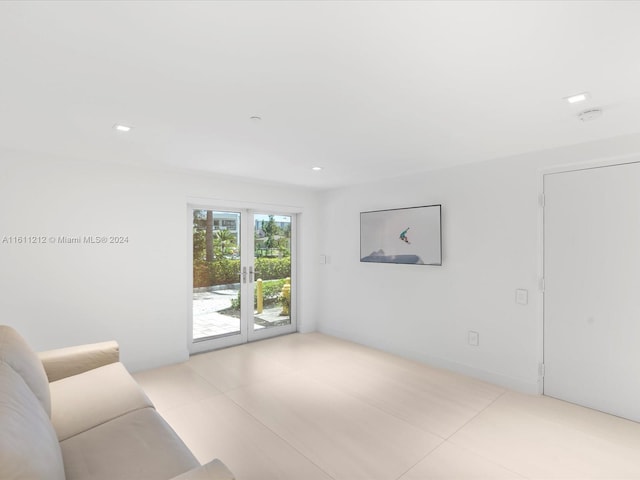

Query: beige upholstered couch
[{"left": 0, "top": 325, "right": 234, "bottom": 480}]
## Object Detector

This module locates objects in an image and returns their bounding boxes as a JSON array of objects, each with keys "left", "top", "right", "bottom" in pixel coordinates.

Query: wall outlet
[
  {"left": 468, "top": 330, "right": 479, "bottom": 346},
  {"left": 516, "top": 289, "right": 528, "bottom": 305}
]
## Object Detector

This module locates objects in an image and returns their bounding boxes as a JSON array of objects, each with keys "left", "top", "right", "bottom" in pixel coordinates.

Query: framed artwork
[{"left": 360, "top": 205, "right": 442, "bottom": 265}]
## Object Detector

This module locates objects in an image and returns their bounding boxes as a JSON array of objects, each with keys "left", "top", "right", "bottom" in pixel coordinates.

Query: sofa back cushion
[
  {"left": 0, "top": 325, "right": 51, "bottom": 416},
  {"left": 0, "top": 361, "right": 66, "bottom": 480}
]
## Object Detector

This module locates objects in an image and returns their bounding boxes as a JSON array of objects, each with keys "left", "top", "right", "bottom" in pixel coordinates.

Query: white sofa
[{"left": 0, "top": 325, "right": 234, "bottom": 480}]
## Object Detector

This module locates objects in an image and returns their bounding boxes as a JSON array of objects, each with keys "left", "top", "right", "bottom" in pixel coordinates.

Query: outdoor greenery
[
  {"left": 255, "top": 215, "right": 290, "bottom": 257},
  {"left": 193, "top": 257, "right": 291, "bottom": 288},
  {"left": 193, "top": 210, "right": 291, "bottom": 288},
  {"left": 230, "top": 278, "right": 287, "bottom": 310},
  {"left": 193, "top": 211, "right": 239, "bottom": 262}
]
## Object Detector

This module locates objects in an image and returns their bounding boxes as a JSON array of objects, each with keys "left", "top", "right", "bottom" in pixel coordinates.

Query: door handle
[
  {"left": 248, "top": 266, "right": 262, "bottom": 282},
  {"left": 241, "top": 266, "right": 247, "bottom": 284}
]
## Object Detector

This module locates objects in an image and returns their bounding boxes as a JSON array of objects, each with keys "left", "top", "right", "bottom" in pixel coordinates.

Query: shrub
[
  {"left": 261, "top": 278, "right": 287, "bottom": 305},
  {"left": 255, "top": 257, "right": 290, "bottom": 280},
  {"left": 193, "top": 261, "right": 210, "bottom": 288},
  {"left": 230, "top": 278, "right": 288, "bottom": 310},
  {"left": 194, "top": 257, "right": 290, "bottom": 288},
  {"left": 210, "top": 258, "right": 240, "bottom": 285},
  {"left": 193, "top": 259, "right": 240, "bottom": 287}
]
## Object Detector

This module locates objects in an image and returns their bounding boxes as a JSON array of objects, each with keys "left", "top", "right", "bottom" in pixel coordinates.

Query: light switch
[
  {"left": 516, "top": 289, "right": 528, "bottom": 305},
  {"left": 319, "top": 255, "right": 327, "bottom": 264}
]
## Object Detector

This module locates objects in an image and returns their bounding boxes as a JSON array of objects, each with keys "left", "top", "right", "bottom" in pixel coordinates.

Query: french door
[{"left": 189, "top": 206, "right": 296, "bottom": 353}]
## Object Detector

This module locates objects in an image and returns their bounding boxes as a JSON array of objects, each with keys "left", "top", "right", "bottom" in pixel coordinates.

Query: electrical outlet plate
[
  {"left": 516, "top": 289, "right": 528, "bottom": 305},
  {"left": 468, "top": 331, "right": 479, "bottom": 346}
]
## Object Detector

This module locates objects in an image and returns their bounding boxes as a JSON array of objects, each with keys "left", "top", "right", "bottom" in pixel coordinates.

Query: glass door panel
[
  {"left": 192, "top": 209, "right": 243, "bottom": 344},
  {"left": 250, "top": 213, "right": 295, "bottom": 340}
]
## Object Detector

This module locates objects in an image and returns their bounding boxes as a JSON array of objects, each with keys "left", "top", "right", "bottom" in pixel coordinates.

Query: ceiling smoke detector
[{"left": 577, "top": 108, "right": 603, "bottom": 122}]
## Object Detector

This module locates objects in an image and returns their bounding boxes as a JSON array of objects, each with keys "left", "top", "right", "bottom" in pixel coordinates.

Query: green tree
[
  {"left": 214, "top": 229, "right": 236, "bottom": 258},
  {"left": 193, "top": 227, "right": 205, "bottom": 261},
  {"left": 263, "top": 215, "right": 281, "bottom": 249},
  {"left": 205, "top": 210, "right": 214, "bottom": 262},
  {"left": 192, "top": 209, "right": 215, "bottom": 262},
  {"left": 193, "top": 210, "right": 207, "bottom": 262}
]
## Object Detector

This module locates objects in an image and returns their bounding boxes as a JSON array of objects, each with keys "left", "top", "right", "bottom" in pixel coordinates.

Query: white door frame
[
  {"left": 538, "top": 153, "right": 640, "bottom": 395},
  {"left": 187, "top": 200, "right": 299, "bottom": 354}
]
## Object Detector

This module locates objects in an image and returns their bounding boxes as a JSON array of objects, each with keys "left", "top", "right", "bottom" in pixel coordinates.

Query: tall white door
[{"left": 544, "top": 162, "right": 640, "bottom": 421}]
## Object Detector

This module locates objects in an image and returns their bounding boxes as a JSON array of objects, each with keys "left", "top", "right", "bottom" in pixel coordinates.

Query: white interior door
[{"left": 543, "top": 162, "right": 640, "bottom": 421}]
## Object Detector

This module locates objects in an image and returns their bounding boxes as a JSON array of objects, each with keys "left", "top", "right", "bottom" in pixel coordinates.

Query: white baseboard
[{"left": 318, "top": 325, "right": 540, "bottom": 395}]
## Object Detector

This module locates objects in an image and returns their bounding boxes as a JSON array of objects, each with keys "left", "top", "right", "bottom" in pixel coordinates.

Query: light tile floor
[{"left": 133, "top": 333, "right": 640, "bottom": 480}]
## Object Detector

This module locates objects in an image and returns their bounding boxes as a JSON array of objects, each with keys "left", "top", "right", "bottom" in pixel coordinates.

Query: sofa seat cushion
[
  {"left": 0, "top": 325, "right": 51, "bottom": 416},
  {"left": 61, "top": 407, "right": 199, "bottom": 480},
  {"left": 0, "top": 361, "right": 65, "bottom": 480},
  {"left": 50, "top": 362, "right": 153, "bottom": 441}
]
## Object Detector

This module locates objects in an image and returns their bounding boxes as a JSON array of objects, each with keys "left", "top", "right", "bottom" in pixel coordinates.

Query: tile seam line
[
  {"left": 446, "top": 389, "right": 509, "bottom": 439},
  {"left": 445, "top": 390, "right": 530, "bottom": 479},
  {"left": 222, "top": 388, "right": 338, "bottom": 480},
  {"left": 262, "top": 367, "right": 448, "bottom": 480}
]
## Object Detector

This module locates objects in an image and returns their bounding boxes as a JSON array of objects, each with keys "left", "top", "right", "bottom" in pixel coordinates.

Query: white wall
[
  {"left": 4, "top": 130, "right": 640, "bottom": 388},
  {"left": 318, "top": 133, "right": 640, "bottom": 394},
  {"left": 0, "top": 148, "right": 321, "bottom": 372}
]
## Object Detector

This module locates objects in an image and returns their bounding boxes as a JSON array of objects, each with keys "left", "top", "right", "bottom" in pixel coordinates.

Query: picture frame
[{"left": 360, "top": 205, "right": 442, "bottom": 265}]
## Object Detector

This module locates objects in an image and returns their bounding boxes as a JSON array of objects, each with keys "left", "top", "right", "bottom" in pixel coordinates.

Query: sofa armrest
[
  {"left": 170, "top": 459, "right": 235, "bottom": 480},
  {"left": 38, "top": 341, "right": 119, "bottom": 382}
]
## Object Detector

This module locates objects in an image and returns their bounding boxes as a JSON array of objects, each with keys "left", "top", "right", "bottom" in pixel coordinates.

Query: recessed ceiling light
[
  {"left": 565, "top": 92, "right": 589, "bottom": 104},
  {"left": 113, "top": 124, "right": 132, "bottom": 132},
  {"left": 311, "top": 166, "right": 323, "bottom": 171}
]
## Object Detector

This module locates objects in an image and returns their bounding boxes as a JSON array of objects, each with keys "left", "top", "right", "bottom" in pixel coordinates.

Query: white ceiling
[{"left": 2, "top": 1, "right": 640, "bottom": 190}]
